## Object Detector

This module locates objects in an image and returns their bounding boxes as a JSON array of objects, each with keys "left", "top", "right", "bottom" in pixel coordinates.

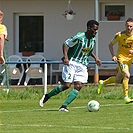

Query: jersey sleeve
[
  {"left": 110, "top": 32, "right": 121, "bottom": 45},
  {"left": 64, "top": 32, "right": 81, "bottom": 47},
  {"left": 0, "top": 24, "right": 8, "bottom": 39}
]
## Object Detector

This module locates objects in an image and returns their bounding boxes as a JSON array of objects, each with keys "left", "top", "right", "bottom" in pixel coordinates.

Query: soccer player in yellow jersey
[
  {"left": 98, "top": 18, "right": 133, "bottom": 104},
  {"left": 0, "top": 10, "right": 7, "bottom": 65}
]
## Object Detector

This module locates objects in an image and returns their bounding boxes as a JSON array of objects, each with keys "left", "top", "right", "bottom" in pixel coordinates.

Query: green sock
[
  {"left": 48, "top": 85, "right": 62, "bottom": 97},
  {"left": 63, "top": 89, "right": 79, "bottom": 106}
]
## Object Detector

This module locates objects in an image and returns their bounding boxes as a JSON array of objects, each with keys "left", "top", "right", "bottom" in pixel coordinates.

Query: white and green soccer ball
[{"left": 87, "top": 100, "right": 100, "bottom": 112}]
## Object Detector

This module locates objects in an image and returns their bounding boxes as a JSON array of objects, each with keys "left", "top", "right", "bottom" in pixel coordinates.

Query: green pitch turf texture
[{"left": 0, "top": 84, "right": 133, "bottom": 133}]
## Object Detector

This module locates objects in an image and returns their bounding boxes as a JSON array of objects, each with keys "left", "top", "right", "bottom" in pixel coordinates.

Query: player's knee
[
  {"left": 62, "top": 83, "right": 71, "bottom": 90},
  {"left": 74, "top": 82, "right": 83, "bottom": 91},
  {"left": 124, "top": 72, "right": 130, "bottom": 79}
]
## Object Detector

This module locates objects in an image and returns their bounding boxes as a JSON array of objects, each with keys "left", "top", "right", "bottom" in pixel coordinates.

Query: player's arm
[
  {"left": 0, "top": 34, "right": 5, "bottom": 66},
  {"left": 62, "top": 34, "right": 78, "bottom": 65},
  {"left": 62, "top": 43, "right": 69, "bottom": 65},
  {"left": 109, "top": 42, "right": 117, "bottom": 62},
  {"left": 91, "top": 52, "right": 102, "bottom": 66},
  {"left": 109, "top": 32, "right": 120, "bottom": 62}
]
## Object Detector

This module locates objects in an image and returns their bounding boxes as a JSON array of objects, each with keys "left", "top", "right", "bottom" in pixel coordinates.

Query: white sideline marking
[
  {"left": 0, "top": 123, "right": 131, "bottom": 131},
  {"left": 0, "top": 103, "right": 131, "bottom": 113},
  {"left": 0, "top": 103, "right": 132, "bottom": 131}
]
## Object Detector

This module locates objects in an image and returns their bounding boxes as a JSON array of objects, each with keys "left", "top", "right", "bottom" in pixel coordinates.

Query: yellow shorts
[{"left": 116, "top": 59, "right": 132, "bottom": 73}]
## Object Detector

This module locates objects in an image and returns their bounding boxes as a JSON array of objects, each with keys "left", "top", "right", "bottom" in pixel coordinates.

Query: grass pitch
[{"left": 0, "top": 84, "right": 133, "bottom": 133}]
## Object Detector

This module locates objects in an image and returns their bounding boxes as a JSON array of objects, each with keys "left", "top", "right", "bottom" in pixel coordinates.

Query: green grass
[{"left": 0, "top": 84, "right": 133, "bottom": 133}]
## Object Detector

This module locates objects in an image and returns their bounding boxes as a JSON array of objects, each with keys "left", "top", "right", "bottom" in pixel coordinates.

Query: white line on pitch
[
  {"left": 0, "top": 103, "right": 131, "bottom": 113},
  {"left": 0, "top": 123, "right": 132, "bottom": 131}
]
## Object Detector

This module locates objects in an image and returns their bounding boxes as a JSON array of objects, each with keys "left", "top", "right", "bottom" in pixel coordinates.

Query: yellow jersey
[
  {"left": 111, "top": 31, "right": 133, "bottom": 63},
  {"left": 0, "top": 23, "right": 7, "bottom": 39}
]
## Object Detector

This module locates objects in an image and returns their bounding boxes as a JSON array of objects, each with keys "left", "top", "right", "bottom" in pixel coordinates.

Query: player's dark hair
[
  {"left": 87, "top": 20, "right": 99, "bottom": 28},
  {"left": 126, "top": 18, "right": 133, "bottom": 22}
]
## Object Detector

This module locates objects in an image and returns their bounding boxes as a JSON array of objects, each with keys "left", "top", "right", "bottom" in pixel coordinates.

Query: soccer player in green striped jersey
[{"left": 40, "top": 20, "right": 102, "bottom": 112}]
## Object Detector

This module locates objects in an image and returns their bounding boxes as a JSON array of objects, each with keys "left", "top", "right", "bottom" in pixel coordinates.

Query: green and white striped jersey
[{"left": 62, "top": 32, "right": 96, "bottom": 66}]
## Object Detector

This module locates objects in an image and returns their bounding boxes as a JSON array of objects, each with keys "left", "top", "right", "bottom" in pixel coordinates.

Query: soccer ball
[{"left": 87, "top": 100, "right": 100, "bottom": 112}]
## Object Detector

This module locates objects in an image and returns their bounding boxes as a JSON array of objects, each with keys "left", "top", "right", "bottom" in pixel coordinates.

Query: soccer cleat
[
  {"left": 124, "top": 98, "right": 133, "bottom": 104},
  {"left": 59, "top": 105, "right": 69, "bottom": 112},
  {"left": 97, "top": 80, "right": 104, "bottom": 94},
  {"left": 39, "top": 94, "right": 49, "bottom": 107}
]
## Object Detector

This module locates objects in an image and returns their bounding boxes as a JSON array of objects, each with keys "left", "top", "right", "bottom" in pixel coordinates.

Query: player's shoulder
[
  {"left": 76, "top": 32, "right": 85, "bottom": 36},
  {"left": 73, "top": 32, "right": 85, "bottom": 39},
  {"left": 115, "top": 31, "right": 125, "bottom": 35},
  {"left": 0, "top": 23, "right": 5, "bottom": 26},
  {"left": 0, "top": 23, "right": 6, "bottom": 28},
  {"left": 114, "top": 31, "right": 125, "bottom": 38}
]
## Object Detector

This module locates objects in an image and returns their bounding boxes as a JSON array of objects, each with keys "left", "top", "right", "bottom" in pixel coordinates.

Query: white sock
[{"left": 124, "top": 96, "right": 128, "bottom": 100}]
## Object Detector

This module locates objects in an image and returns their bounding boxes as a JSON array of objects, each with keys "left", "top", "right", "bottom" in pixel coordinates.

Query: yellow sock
[
  {"left": 104, "top": 76, "right": 117, "bottom": 85},
  {"left": 122, "top": 77, "right": 129, "bottom": 97}
]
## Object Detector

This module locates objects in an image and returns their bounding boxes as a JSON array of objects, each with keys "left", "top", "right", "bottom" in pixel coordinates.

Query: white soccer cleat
[{"left": 59, "top": 105, "right": 69, "bottom": 112}]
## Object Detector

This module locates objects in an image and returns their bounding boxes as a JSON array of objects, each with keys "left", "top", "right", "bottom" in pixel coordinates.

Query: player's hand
[
  {"left": 129, "top": 50, "right": 133, "bottom": 54},
  {"left": 0, "top": 56, "right": 5, "bottom": 66},
  {"left": 112, "top": 56, "right": 117, "bottom": 62},
  {"left": 95, "top": 58, "right": 102, "bottom": 66},
  {"left": 64, "top": 58, "right": 69, "bottom": 66}
]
